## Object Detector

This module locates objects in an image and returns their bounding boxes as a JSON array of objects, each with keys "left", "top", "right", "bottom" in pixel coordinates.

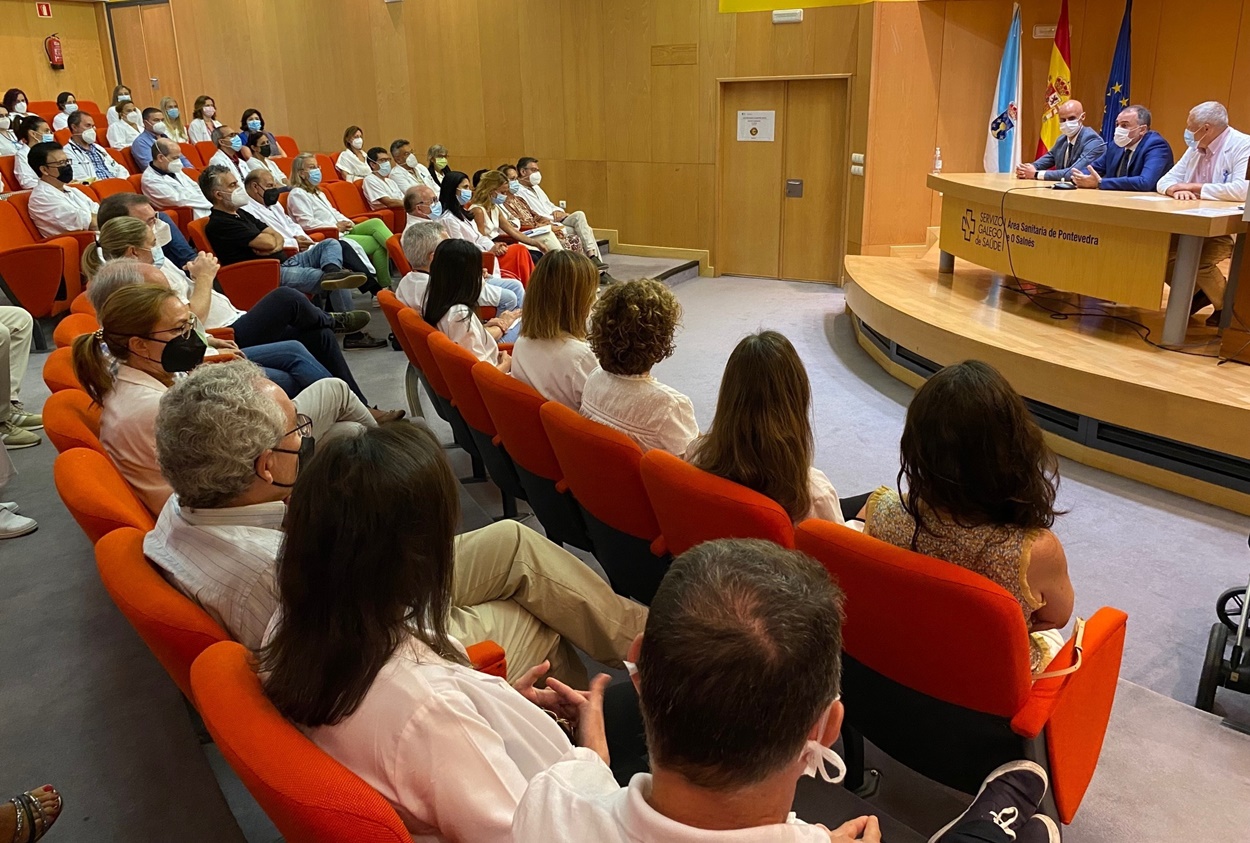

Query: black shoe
[
  {"left": 599, "top": 271, "right": 618, "bottom": 287},
  {"left": 1018, "top": 815, "right": 1060, "bottom": 842},
  {"left": 330, "top": 310, "right": 371, "bottom": 334},
  {"left": 1207, "top": 309, "right": 1224, "bottom": 328},
  {"left": 388, "top": 332, "right": 403, "bottom": 351},
  {"left": 928, "top": 761, "right": 1049, "bottom": 843},
  {"left": 1190, "top": 290, "right": 1212, "bottom": 316},
  {"left": 343, "top": 331, "right": 387, "bottom": 350},
  {"left": 591, "top": 254, "right": 609, "bottom": 271},
  {"left": 321, "top": 269, "right": 367, "bottom": 290}
]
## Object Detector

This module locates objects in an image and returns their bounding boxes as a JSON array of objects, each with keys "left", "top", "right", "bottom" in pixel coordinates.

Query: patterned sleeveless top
[{"left": 865, "top": 487, "right": 1047, "bottom": 671}]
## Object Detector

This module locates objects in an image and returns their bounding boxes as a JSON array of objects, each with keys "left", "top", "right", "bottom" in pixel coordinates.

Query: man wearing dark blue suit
[{"left": 1072, "top": 105, "right": 1175, "bottom": 191}]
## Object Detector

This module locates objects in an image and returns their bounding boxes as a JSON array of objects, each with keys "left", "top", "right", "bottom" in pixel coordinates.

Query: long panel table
[{"left": 928, "top": 173, "right": 1247, "bottom": 345}]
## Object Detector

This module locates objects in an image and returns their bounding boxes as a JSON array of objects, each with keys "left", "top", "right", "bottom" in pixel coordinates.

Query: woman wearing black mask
[
  {"left": 244, "top": 130, "right": 286, "bottom": 185},
  {"left": 71, "top": 284, "right": 210, "bottom": 514}
]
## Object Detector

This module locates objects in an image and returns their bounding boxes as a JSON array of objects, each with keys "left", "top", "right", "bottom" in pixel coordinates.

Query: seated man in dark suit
[
  {"left": 1015, "top": 99, "right": 1106, "bottom": 182},
  {"left": 1071, "top": 104, "right": 1174, "bottom": 191}
]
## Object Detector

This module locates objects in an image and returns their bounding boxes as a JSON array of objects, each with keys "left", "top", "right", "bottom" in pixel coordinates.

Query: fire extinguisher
[{"left": 45, "top": 33, "right": 64, "bottom": 71}]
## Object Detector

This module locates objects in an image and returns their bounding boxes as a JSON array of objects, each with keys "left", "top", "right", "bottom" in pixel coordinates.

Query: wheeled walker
[{"left": 1196, "top": 571, "right": 1250, "bottom": 715}]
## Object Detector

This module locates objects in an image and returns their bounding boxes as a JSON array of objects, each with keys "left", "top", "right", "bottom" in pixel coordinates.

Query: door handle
[
  {"left": 150, "top": 77, "right": 160, "bottom": 89},
  {"left": 785, "top": 179, "right": 803, "bottom": 198}
]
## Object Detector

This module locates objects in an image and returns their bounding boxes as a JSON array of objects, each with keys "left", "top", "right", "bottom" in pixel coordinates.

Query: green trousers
[{"left": 344, "top": 217, "right": 393, "bottom": 286}]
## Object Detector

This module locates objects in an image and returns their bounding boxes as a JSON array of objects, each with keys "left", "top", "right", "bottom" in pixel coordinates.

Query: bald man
[{"left": 1016, "top": 99, "right": 1107, "bottom": 182}]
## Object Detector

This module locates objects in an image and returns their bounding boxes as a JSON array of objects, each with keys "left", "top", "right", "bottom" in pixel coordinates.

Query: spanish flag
[{"left": 1035, "top": 0, "right": 1073, "bottom": 158}]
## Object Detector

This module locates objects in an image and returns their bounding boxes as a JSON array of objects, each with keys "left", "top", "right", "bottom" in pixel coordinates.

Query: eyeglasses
[
  {"left": 145, "top": 313, "right": 199, "bottom": 341},
  {"left": 284, "top": 413, "right": 313, "bottom": 440}
]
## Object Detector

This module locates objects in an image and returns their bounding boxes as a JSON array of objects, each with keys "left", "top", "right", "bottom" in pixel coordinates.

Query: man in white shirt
[
  {"left": 516, "top": 156, "right": 607, "bottom": 270},
  {"left": 403, "top": 184, "right": 437, "bottom": 230},
  {"left": 63, "top": 111, "right": 128, "bottom": 183},
  {"left": 26, "top": 142, "right": 99, "bottom": 239},
  {"left": 512, "top": 540, "right": 1060, "bottom": 843},
  {"left": 1156, "top": 101, "right": 1250, "bottom": 326},
  {"left": 387, "top": 138, "right": 429, "bottom": 193},
  {"left": 145, "top": 360, "right": 646, "bottom": 680},
  {"left": 396, "top": 220, "right": 518, "bottom": 313},
  {"left": 362, "top": 146, "right": 405, "bottom": 212},
  {"left": 207, "top": 125, "right": 252, "bottom": 183},
  {"left": 242, "top": 169, "right": 316, "bottom": 252},
  {"left": 142, "top": 137, "right": 213, "bottom": 220}
]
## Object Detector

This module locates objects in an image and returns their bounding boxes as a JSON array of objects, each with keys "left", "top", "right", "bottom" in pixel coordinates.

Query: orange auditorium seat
[
  {"left": 217, "top": 260, "right": 281, "bottom": 311},
  {"left": 70, "top": 292, "right": 96, "bottom": 316},
  {"left": 542, "top": 403, "right": 668, "bottom": 603},
  {"left": 54, "top": 128, "right": 71, "bottom": 146},
  {"left": 187, "top": 217, "right": 212, "bottom": 252},
  {"left": 274, "top": 135, "right": 300, "bottom": 155},
  {"left": 29, "top": 101, "right": 57, "bottom": 123},
  {"left": 194, "top": 141, "right": 217, "bottom": 166},
  {"left": 474, "top": 362, "right": 592, "bottom": 550},
  {"left": 324, "top": 181, "right": 391, "bottom": 227},
  {"left": 96, "top": 528, "right": 229, "bottom": 701},
  {"left": 42, "top": 347, "right": 81, "bottom": 393},
  {"left": 0, "top": 156, "right": 16, "bottom": 188},
  {"left": 42, "top": 388, "right": 103, "bottom": 454},
  {"left": 90, "top": 177, "right": 137, "bottom": 201},
  {"left": 640, "top": 450, "right": 795, "bottom": 557},
  {"left": 0, "top": 198, "right": 84, "bottom": 329},
  {"left": 53, "top": 311, "right": 99, "bottom": 348},
  {"left": 386, "top": 234, "right": 412, "bottom": 276},
  {"left": 54, "top": 448, "right": 155, "bottom": 543},
  {"left": 376, "top": 290, "right": 424, "bottom": 418},
  {"left": 794, "top": 519, "right": 1127, "bottom": 825},
  {"left": 179, "top": 142, "right": 204, "bottom": 168}
]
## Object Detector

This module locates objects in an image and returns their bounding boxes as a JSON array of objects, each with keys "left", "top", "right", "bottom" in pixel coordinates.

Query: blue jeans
[
  {"left": 159, "top": 212, "right": 197, "bottom": 269},
  {"left": 280, "top": 239, "right": 356, "bottom": 312},
  {"left": 244, "top": 340, "right": 332, "bottom": 398},
  {"left": 487, "top": 277, "right": 524, "bottom": 311}
]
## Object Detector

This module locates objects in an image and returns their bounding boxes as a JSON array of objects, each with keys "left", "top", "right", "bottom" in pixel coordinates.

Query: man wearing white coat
[
  {"left": 1157, "top": 100, "right": 1250, "bottom": 324},
  {"left": 142, "top": 138, "right": 213, "bottom": 220}
]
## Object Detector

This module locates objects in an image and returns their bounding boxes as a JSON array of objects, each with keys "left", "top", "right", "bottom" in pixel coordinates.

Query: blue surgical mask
[
  {"left": 41, "top": 132, "right": 53, "bottom": 143},
  {"left": 247, "top": 118, "right": 262, "bottom": 132},
  {"left": 63, "top": 103, "right": 78, "bottom": 114},
  {"left": 508, "top": 179, "right": 521, "bottom": 194},
  {"left": 378, "top": 161, "right": 392, "bottom": 176},
  {"left": 148, "top": 243, "right": 166, "bottom": 268},
  {"left": 1184, "top": 128, "right": 1198, "bottom": 149},
  {"left": 166, "top": 107, "right": 180, "bottom": 119},
  {"left": 229, "top": 135, "right": 243, "bottom": 152},
  {"left": 492, "top": 194, "right": 507, "bottom": 206},
  {"left": 309, "top": 167, "right": 323, "bottom": 186},
  {"left": 458, "top": 188, "right": 472, "bottom": 205},
  {"left": 429, "top": 200, "right": 443, "bottom": 217}
]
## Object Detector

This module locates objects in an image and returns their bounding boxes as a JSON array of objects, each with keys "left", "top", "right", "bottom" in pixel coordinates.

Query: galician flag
[
  {"left": 1036, "top": 0, "right": 1073, "bottom": 158},
  {"left": 983, "top": 4, "right": 1023, "bottom": 173}
]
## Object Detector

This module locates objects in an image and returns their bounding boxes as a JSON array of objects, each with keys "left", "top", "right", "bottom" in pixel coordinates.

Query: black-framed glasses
[{"left": 281, "top": 413, "right": 314, "bottom": 442}]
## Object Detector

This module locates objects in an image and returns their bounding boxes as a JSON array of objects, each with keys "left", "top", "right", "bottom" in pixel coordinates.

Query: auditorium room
[{"left": 3, "top": 0, "right": 1250, "bottom": 840}]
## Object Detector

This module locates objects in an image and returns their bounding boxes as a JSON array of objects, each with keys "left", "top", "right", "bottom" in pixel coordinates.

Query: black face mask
[
  {"left": 266, "top": 436, "right": 315, "bottom": 488},
  {"left": 149, "top": 331, "right": 207, "bottom": 372},
  {"left": 50, "top": 163, "right": 73, "bottom": 184},
  {"left": 259, "top": 144, "right": 271, "bottom": 157},
  {"left": 262, "top": 187, "right": 285, "bottom": 207}
]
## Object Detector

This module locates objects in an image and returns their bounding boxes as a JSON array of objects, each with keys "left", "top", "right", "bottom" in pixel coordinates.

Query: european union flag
[{"left": 1102, "top": 0, "right": 1132, "bottom": 143}]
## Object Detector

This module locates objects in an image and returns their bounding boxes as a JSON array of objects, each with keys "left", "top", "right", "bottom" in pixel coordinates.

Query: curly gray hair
[
  {"left": 155, "top": 360, "right": 287, "bottom": 508},
  {"left": 401, "top": 220, "right": 445, "bottom": 269}
]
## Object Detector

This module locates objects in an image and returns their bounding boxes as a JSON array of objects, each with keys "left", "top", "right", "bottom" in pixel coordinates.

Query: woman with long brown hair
[
  {"left": 863, "top": 360, "right": 1075, "bottom": 671},
  {"left": 689, "top": 331, "right": 852, "bottom": 524},
  {"left": 511, "top": 251, "right": 599, "bottom": 409}
]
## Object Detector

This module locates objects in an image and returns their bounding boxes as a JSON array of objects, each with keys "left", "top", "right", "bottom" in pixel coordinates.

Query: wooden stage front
[{"left": 844, "top": 254, "right": 1250, "bottom": 515}]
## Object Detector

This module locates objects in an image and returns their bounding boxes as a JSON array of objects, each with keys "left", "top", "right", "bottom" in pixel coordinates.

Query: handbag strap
[{"left": 1032, "top": 617, "right": 1085, "bottom": 681}]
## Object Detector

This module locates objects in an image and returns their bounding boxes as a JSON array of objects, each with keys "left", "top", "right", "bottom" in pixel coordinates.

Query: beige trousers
[
  {"left": 447, "top": 520, "right": 647, "bottom": 687},
  {"left": 292, "top": 377, "right": 376, "bottom": 443},
  {"left": 558, "top": 211, "right": 600, "bottom": 259},
  {"left": 0, "top": 306, "right": 34, "bottom": 423},
  {"left": 1166, "top": 234, "right": 1235, "bottom": 306}
]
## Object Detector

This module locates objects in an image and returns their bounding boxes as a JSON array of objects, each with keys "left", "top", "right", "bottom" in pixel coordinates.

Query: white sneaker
[
  {"left": 0, "top": 502, "right": 18, "bottom": 514},
  {"left": 0, "top": 508, "right": 37, "bottom": 538}
]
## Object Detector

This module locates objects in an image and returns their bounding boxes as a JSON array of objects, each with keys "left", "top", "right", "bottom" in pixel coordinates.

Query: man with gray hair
[
  {"left": 142, "top": 136, "right": 213, "bottom": 220},
  {"left": 207, "top": 123, "right": 251, "bottom": 183},
  {"left": 1157, "top": 100, "right": 1250, "bottom": 325},
  {"left": 144, "top": 360, "right": 383, "bottom": 648},
  {"left": 395, "top": 220, "right": 521, "bottom": 314},
  {"left": 403, "top": 184, "right": 438, "bottom": 230},
  {"left": 1071, "top": 104, "right": 1174, "bottom": 192}
]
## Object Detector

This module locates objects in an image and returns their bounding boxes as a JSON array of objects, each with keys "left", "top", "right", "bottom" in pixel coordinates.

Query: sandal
[{"left": 7, "top": 785, "right": 61, "bottom": 843}]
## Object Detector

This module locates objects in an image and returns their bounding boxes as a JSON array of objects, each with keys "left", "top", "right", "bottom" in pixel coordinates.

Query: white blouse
[
  {"left": 243, "top": 155, "right": 286, "bottom": 185},
  {"left": 0, "top": 130, "right": 20, "bottom": 156},
  {"left": 438, "top": 304, "right": 499, "bottom": 364},
  {"left": 52, "top": 111, "right": 71, "bottom": 131},
  {"left": 511, "top": 336, "right": 598, "bottom": 410},
  {"left": 580, "top": 370, "right": 699, "bottom": 458},
  {"left": 335, "top": 149, "right": 371, "bottom": 182},
  {"left": 107, "top": 119, "right": 140, "bottom": 149},
  {"left": 106, "top": 105, "right": 120, "bottom": 126},
  {"left": 14, "top": 144, "right": 39, "bottom": 190},
  {"left": 287, "top": 187, "right": 352, "bottom": 230},
  {"left": 805, "top": 468, "right": 845, "bottom": 525},
  {"left": 440, "top": 211, "right": 495, "bottom": 251},
  {"left": 300, "top": 635, "right": 572, "bottom": 843},
  {"left": 187, "top": 117, "right": 221, "bottom": 144}
]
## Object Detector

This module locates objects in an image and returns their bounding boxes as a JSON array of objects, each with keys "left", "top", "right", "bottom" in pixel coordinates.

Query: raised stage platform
[{"left": 844, "top": 254, "right": 1250, "bottom": 515}]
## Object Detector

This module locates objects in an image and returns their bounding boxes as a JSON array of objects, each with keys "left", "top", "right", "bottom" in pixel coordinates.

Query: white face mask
[
  {"left": 154, "top": 218, "right": 173, "bottom": 248},
  {"left": 203, "top": 105, "right": 216, "bottom": 118},
  {"left": 167, "top": 159, "right": 184, "bottom": 175},
  {"left": 152, "top": 121, "right": 168, "bottom": 136},
  {"left": 0, "top": 116, "right": 9, "bottom": 131},
  {"left": 405, "top": 153, "right": 419, "bottom": 169},
  {"left": 528, "top": 171, "right": 542, "bottom": 186},
  {"left": 63, "top": 103, "right": 78, "bottom": 114},
  {"left": 126, "top": 110, "right": 143, "bottom": 127},
  {"left": 351, "top": 137, "right": 364, "bottom": 150},
  {"left": 800, "top": 703, "right": 846, "bottom": 785},
  {"left": 229, "top": 186, "right": 249, "bottom": 209},
  {"left": 81, "top": 128, "right": 97, "bottom": 145},
  {"left": 1058, "top": 117, "right": 1082, "bottom": 139},
  {"left": 1113, "top": 126, "right": 1135, "bottom": 148},
  {"left": 13, "top": 102, "right": 27, "bottom": 114}
]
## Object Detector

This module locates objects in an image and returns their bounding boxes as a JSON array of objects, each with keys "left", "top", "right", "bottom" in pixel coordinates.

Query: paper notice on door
[{"left": 737, "top": 110, "right": 775, "bottom": 142}]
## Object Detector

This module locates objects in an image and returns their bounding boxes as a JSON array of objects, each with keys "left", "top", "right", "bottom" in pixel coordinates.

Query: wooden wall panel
[
  {"left": 0, "top": 0, "right": 112, "bottom": 105},
  {"left": 560, "top": 0, "right": 607, "bottom": 162}
]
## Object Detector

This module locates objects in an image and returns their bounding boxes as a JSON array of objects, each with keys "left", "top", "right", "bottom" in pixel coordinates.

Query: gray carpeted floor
[{"left": 3, "top": 272, "right": 1250, "bottom": 841}]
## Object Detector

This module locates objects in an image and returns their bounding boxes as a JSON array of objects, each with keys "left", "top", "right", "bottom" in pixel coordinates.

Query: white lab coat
[{"left": 1157, "top": 127, "right": 1250, "bottom": 202}]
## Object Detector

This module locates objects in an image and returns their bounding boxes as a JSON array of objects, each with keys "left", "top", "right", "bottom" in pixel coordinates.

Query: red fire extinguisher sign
[{"left": 36, "top": 2, "right": 51, "bottom": 17}]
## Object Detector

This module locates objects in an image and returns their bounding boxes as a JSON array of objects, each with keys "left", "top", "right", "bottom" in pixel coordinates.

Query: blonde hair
[
  {"left": 289, "top": 152, "right": 321, "bottom": 194},
  {"left": 71, "top": 285, "right": 175, "bottom": 405},
  {"left": 520, "top": 251, "right": 599, "bottom": 341},
  {"left": 471, "top": 169, "right": 508, "bottom": 208},
  {"left": 83, "top": 216, "right": 149, "bottom": 280},
  {"left": 159, "top": 96, "right": 184, "bottom": 138}
]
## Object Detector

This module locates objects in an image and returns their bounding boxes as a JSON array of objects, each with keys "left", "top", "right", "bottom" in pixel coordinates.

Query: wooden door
[
  {"left": 717, "top": 78, "right": 849, "bottom": 282},
  {"left": 780, "top": 79, "right": 846, "bottom": 283},
  {"left": 139, "top": 3, "right": 185, "bottom": 110},
  {"left": 717, "top": 81, "right": 785, "bottom": 279},
  {"left": 111, "top": 6, "right": 150, "bottom": 102}
]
